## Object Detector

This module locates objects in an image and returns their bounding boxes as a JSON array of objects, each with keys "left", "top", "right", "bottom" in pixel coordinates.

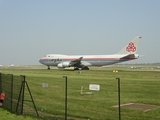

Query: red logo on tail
[{"left": 126, "top": 42, "right": 136, "bottom": 52}]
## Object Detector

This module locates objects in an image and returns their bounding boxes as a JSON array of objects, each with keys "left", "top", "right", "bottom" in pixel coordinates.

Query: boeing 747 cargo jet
[{"left": 39, "top": 36, "right": 142, "bottom": 70}]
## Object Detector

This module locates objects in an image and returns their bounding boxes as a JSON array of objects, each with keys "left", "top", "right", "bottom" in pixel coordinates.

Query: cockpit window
[
  {"left": 45, "top": 55, "right": 50, "bottom": 57},
  {"left": 45, "top": 55, "right": 59, "bottom": 57}
]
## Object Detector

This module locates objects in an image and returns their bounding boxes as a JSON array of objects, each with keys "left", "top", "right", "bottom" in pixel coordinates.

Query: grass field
[{"left": 0, "top": 65, "right": 160, "bottom": 120}]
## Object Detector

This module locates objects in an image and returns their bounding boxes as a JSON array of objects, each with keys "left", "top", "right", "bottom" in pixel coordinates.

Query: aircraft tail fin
[{"left": 117, "top": 36, "right": 142, "bottom": 54}]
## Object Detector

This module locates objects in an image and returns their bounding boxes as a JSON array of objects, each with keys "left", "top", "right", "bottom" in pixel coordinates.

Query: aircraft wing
[{"left": 70, "top": 57, "right": 83, "bottom": 66}]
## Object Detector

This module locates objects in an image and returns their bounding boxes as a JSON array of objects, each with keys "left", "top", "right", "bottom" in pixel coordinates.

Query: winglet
[{"left": 117, "top": 36, "right": 142, "bottom": 54}]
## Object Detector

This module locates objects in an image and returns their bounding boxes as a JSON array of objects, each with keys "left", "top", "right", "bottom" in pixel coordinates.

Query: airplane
[{"left": 39, "top": 36, "right": 142, "bottom": 70}]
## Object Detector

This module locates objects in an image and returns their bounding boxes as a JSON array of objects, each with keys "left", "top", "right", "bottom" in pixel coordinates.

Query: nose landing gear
[{"left": 47, "top": 66, "right": 50, "bottom": 70}]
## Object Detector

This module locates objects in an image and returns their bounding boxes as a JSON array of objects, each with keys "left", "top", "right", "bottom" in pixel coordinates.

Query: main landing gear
[
  {"left": 74, "top": 66, "right": 89, "bottom": 70},
  {"left": 82, "top": 66, "right": 89, "bottom": 70}
]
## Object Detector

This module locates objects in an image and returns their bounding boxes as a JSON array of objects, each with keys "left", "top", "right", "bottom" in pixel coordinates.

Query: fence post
[
  {"left": 11, "top": 74, "right": 13, "bottom": 111},
  {"left": 0, "top": 73, "right": 2, "bottom": 92},
  {"left": 21, "top": 75, "right": 26, "bottom": 115},
  {"left": 63, "top": 76, "right": 68, "bottom": 120},
  {"left": 8, "top": 74, "right": 14, "bottom": 111},
  {"left": 16, "top": 75, "right": 25, "bottom": 114},
  {"left": 116, "top": 78, "right": 121, "bottom": 120}
]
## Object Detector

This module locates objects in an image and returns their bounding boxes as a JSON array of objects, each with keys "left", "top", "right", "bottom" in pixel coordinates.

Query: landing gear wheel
[
  {"left": 74, "top": 67, "right": 79, "bottom": 70},
  {"left": 82, "top": 67, "right": 89, "bottom": 70}
]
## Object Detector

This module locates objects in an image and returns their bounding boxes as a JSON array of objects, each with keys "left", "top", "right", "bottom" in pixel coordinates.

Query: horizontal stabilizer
[{"left": 120, "top": 54, "right": 139, "bottom": 59}]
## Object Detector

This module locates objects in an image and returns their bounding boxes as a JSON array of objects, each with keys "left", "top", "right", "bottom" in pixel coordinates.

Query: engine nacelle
[{"left": 57, "top": 62, "right": 71, "bottom": 68}]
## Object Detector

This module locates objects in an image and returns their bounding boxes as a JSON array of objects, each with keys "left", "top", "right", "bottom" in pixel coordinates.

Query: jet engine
[{"left": 57, "top": 62, "right": 71, "bottom": 68}]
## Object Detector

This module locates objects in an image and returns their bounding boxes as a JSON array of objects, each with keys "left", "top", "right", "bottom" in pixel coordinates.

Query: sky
[{"left": 0, "top": 0, "right": 160, "bottom": 65}]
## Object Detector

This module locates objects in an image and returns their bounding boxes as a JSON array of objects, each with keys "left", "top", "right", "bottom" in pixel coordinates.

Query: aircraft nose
[
  {"left": 39, "top": 58, "right": 45, "bottom": 64},
  {"left": 39, "top": 58, "right": 43, "bottom": 63},
  {"left": 39, "top": 59, "right": 41, "bottom": 63},
  {"left": 39, "top": 57, "right": 48, "bottom": 64}
]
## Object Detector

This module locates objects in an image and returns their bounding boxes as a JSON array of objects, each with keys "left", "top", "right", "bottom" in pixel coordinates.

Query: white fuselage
[
  {"left": 39, "top": 54, "right": 138, "bottom": 67},
  {"left": 39, "top": 36, "right": 141, "bottom": 69}
]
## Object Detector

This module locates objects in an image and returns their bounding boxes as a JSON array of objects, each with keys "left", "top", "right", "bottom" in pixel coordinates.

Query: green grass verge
[
  {"left": 0, "top": 67, "right": 160, "bottom": 120},
  {"left": 0, "top": 108, "right": 38, "bottom": 120}
]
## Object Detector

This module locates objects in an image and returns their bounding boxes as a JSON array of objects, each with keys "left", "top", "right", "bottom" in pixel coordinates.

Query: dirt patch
[{"left": 114, "top": 103, "right": 160, "bottom": 112}]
